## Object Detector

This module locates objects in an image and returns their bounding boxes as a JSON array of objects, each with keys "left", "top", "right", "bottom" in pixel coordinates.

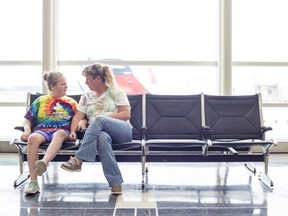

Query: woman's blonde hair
[{"left": 82, "top": 63, "right": 116, "bottom": 87}]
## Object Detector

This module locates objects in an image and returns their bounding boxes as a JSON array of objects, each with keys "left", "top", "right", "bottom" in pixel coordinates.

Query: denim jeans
[{"left": 75, "top": 115, "right": 132, "bottom": 187}]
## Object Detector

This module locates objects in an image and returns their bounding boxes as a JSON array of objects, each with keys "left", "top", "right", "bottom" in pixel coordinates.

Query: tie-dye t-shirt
[{"left": 24, "top": 95, "right": 78, "bottom": 131}]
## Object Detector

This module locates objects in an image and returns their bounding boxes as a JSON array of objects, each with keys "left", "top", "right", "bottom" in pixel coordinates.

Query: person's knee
[
  {"left": 27, "top": 134, "right": 43, "bottom": 146},
  {"left": 53, "top": 129, "right": 68, "bottom": 140},
  {"left": 91, "top": 115, "right": 108, "bottom": 126}
]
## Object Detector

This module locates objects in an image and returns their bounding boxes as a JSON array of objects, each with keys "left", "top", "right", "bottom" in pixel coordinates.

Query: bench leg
[
  {"left": 258, "top": 154, "right": 274, "bottom": 190},
  {"left": 13, "top": 145, "right": 29, "bottom": 188},
  {"left": 14, "top": 173, "right": 30, "bottom": 188},
  {"left": 244, "top": 155, "right": 273, "bottom": 190},
  {"left": 202, "top": 144, "right": 209, "bottom": 157},
  {"left": 141, "top": 151, "right": 146, "bottom": 189},
  {"left": 244, "top": 163, "right": 257, "bottom": 174},
  {"left": 258, "top": 172, "right": 274, "bottom": 190}
]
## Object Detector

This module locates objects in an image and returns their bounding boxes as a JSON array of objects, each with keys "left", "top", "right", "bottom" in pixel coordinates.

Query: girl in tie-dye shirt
[
  {"left": 22, "top": 72, "right": 78, "bottom": 195},
  {"left": 25, "top": 94, "right": 77, "bottom": 132}
]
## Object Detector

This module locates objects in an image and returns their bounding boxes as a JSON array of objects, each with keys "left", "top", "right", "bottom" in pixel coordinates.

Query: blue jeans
[{"left": 75, "top": 115, "right": 132, "bottom": 187}]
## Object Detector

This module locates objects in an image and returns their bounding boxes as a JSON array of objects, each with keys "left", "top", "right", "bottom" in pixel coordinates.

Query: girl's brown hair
[{"left": 43, "top": 72, "right": 64, "bottom": 90}]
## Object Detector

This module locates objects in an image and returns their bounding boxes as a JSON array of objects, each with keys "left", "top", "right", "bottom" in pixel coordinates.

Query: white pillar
[
  {"left": 42, "top": 0, "right": 57, "bottom": 93},
  {"left": 218, "top": 0, "right": 232, "bottom": 95}
]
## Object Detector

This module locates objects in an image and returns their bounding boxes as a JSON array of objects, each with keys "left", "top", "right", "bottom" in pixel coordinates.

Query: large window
[
  {"left": 1, "top": 0, "right": 288, "bottom": 142},
  {"left": 59, "top": 65, "right": 217, "bottom": 95},
  {"left": 0, "top": 0, "right": 42, "bottom": 102},
  {"left": 232, "top": 0, "right": 288, "bottom": 101},
  {"left": 232, "top": 0, "right": 288, "bottom": 140},
  {"left": 232, "top": 67, "right": 288, "bottom": 102},
  {"left": 58, "top": 0, "right": 217, "bottom": 61},
  {"left": 58, "top": 0, "right": 218, "bottom": 95},
  {"left": 0, "top": 0, "right": 42, "bottom": 138},
  {"left": 0, "top": 0, "right": 42, "bottom": 61},
  {"left": 233, "top": 0, "right": 288, "bottom": 62}
]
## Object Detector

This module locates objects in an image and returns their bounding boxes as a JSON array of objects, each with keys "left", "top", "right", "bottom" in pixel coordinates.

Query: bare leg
[
  {"left": 27, "top": 133, "right": 46, "bottom": 181},
  {"left": 42, "top": 129, "right": 68, "bottom": 163}
]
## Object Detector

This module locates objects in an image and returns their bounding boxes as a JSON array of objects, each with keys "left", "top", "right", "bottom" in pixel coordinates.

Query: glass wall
[
  {"left": 59, "top": 65, "right": 217, "bottom": 95},
  {"left": 232, "top": 0, "right": 288, "bottom": 101},
  {"left": 233, "top": 0, "right": 288, "bottom": 62},
  {"left": 232, "top": 0, "right": 288, "bottom": 140},
  {"left": 58, "top": 0, "right": 218, "bottom": 95},
  {"left": 1, "top": 0, "right": 288, "bottom": 141},
  {"left": 0, "top": 0, "right": 42, "bottom": 139},
  {"left": 58, "top": 0, "right": 217, "bottom": 61},
  {"left": 0, "top": 0, "right": 42, "bottom": 61}
]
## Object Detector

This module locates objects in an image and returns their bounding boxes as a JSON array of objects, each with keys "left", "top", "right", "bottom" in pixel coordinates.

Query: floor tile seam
[
  {"left": 155, "top": 206, "right": 268, "bottom": 209},
  {"left": 20, "top": 207, "right": 116, "bottom": 210},
  {"left": 13, "top": 206, "right": 270, "bottom": 213}
]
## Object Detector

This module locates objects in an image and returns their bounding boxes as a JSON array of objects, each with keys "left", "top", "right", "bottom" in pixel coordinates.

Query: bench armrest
[
  {"left": 202, "top": 126, "right": 213, "bottom": 140},
  {"left": 262, "top": 126, "right": 272, "bottom": 133},
  {"left": 14, "top": 126, "right": 24, "bottom": 132}
]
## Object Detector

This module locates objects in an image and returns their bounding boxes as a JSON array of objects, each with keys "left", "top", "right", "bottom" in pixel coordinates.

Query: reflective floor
[{"left": 1, "top": 153, "right": 288, "bottom": 216}]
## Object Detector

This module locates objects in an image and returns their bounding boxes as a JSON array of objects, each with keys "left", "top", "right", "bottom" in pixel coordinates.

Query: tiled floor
[{"left": 1, "top": 153, "right": 288, "bottom": 216}]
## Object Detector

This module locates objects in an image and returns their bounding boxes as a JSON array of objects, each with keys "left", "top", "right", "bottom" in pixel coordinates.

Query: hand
[
  {"left": 76, "top": 119, "right": 87, "bottom": 132},
  {"left": 21, "top": 131, "right": 31, "bottom": 141},
  {"left": 69, "top": 132, "right": 77, "bottom": 141}
]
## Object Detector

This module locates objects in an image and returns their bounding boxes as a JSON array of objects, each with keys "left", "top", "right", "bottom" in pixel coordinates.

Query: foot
[
  {"left": 34, "top": 160, "right": 47, "bottom": 176},
  {"left": 111, "top": 184, "right": 122, "bottom": 195},
  {"left": 24, "top": 180, "right": 40, "bottom": 195},
  {"left": 60, "top": 156, "right": 82, "bottom": 172}
]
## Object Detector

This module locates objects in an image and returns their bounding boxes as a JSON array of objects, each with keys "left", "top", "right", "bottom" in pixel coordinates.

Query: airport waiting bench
[{"left": 10, "top": 92, "right": 277, "bottom": 189}]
